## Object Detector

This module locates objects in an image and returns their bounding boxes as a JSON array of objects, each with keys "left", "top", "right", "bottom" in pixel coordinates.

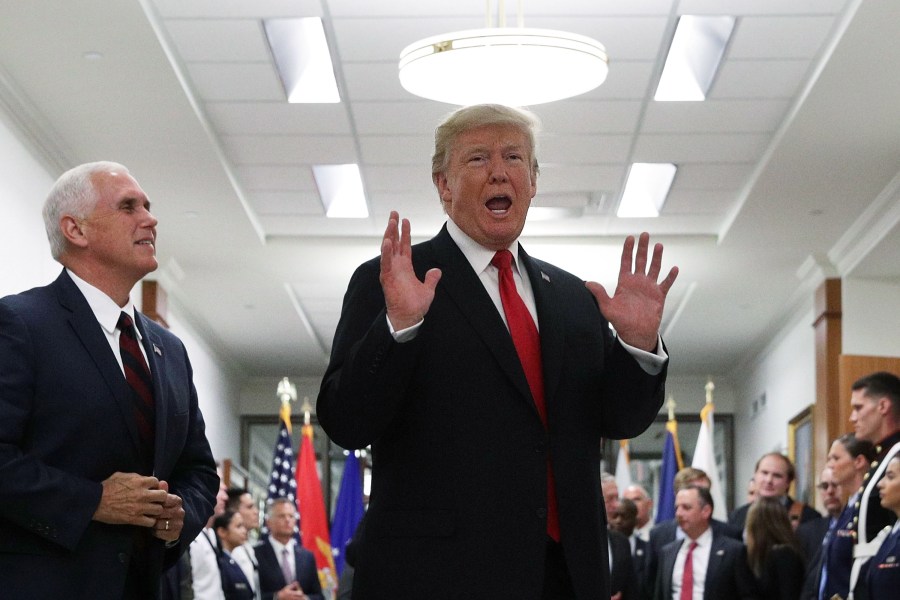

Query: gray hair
[
  {"left": 431, "top": 104, "right": 541, "bottom": 185},
  {"left": 42, "top": 161, "right": 130, "bottom": 260}
]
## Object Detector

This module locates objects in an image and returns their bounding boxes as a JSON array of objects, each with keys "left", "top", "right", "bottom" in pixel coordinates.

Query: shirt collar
[
  {"left": 67, "top": 268, "right": 140, "bottom": 339},
  {"left": 445, "top": 219, "right": 521, "bottom": 275}
]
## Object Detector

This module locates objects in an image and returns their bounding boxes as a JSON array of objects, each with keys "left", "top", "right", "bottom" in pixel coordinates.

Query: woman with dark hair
[
  {"left": 867, "top": 454, "right": 900, "bottom": 597},
  {"left": 745, "top": 497, "right": 805, "bottom": 600},
  {"left": 213, "top": 510, "right": 255, "bottom": 600},
  {"left": 818, "top": 433, "right": 877, "bottom": 599}
]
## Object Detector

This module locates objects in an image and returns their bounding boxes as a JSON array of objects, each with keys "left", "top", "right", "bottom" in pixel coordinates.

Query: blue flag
[
  {"left": 331, "top": 451, "right": 365, "bottom": 576},
  {"left": 655, "top": 419, "right": 683, "bottom": 523}
]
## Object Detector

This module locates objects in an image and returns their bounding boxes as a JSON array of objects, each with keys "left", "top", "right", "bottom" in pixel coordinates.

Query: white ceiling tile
[
  {"left": 728, "top": 16, "right": 836, "bottom": 59},
  {"left": 712, "top": 59, "right": 811, "bottom": 99},
  {"left": 535, "top": 16, "right": 671, "bottom": 61},
  {"left": 579, "top": 61, "right": 656, "bottom": 100},
  {"left": 342, "top": 62, "right": 408, "bottom": 101},
  {"left": 679, "top": 0, "right": 850, "bottom": 17},
  {"left": 363, "top": 166, "right": 434, "bottom": 193},
  {"left": 249, "top": 191, "right": 323, "bottom": 215},
  {"left": 237, "top": 165, "right": 317, "bottom": 191},
  {"left": 332, "top": 17, "right": 483, "bottom": 62},
  {"left": 540, "top": 134, "right": 632, "bottom": 165},
  {"left": 633, "top": 133, "right": 770, "bottom": 162},
  {"left": 164, "top": 19, "right": 269, "bottom": 62},
  {"left": 537, "top": 165, "right": 624, "bottom": 193},
  {"left": 664, "top": 189, "right": 735, "bottom": 214},
  {"left": 224, "top": 135, "right": 359, "bottom": 165},
  {"left": 352, "top": 101, "right": 454, "bottom": 135},
  {"left": 642, "top": 100, "right": 789, "bottom": 133},
  {"left": 206, "top": 103, "right": 352, "bottom": 135},
  {"left": 675, "top": 163, "right": 755, "bottom": 190},
  {"left": 358, "top": 135, "right": 434, "bottom": 165},
  {"left": 187, "top": 63, "right": 284, "bottom": 101},
  {"left": 536, "top": 101, "right": 643, "bottom": 134},
  {"left": 151, "top": 0, "right": 319, "bottom": 19}
]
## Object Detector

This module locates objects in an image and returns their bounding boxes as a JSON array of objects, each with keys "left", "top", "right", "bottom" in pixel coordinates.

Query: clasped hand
[{"left": 93, "top": 471, "right": 185, "bottom": 542}]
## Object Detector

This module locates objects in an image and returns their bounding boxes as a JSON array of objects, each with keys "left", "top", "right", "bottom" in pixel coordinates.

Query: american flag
[{"left": 262, "top": 408, "right": 296, "bottom": 534}]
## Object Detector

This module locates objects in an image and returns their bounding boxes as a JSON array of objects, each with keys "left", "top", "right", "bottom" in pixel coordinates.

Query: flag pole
[
  {"left": 705, "top": 379, "right": 714, "bottom": 404},
  {"left": 667, "top": 395, "right": 676, "bottom": 421}
]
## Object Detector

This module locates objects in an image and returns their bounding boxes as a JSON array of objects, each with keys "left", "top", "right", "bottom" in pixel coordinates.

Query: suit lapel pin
[
  {"left": 716, "top": 549, "right": 725, "bottom": 556},
  {"left": 541, "top": 271, "right": 550, "bottom": 282},
  {"left": 636, "top": 549, "right": 644, "bottom": 556},
  {"left": 153, "top": 344, "right": 162, "bottom": 356}
]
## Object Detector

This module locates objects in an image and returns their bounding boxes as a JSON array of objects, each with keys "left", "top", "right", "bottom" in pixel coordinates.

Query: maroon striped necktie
[
  {"left": 117, "top": 312, "right": 155, "bottom": 462},
  {"left": 491, "top": 249, "right": 559, "bottom": 541}
]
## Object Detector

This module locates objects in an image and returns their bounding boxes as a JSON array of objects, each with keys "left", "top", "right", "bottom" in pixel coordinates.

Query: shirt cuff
[
  {"left": 618, "top": 334, "right": 667, "bottom": 375},
  {"left": 387, "top": 314, "right": 423, "bottom": 343}
]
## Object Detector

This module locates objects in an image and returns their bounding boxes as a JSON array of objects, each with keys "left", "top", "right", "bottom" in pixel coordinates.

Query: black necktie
[{"left": 117, "top": 312, "right": 155, "bottom": 463}]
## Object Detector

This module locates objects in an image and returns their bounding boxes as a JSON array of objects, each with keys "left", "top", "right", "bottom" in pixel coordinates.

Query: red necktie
[
  {"left": 680, "top": 541, "right": 698, "bottom": 600},
  {"left": 117, "top": 312, "right": 155, "bottom": 464},
  {"left": 491, "top": 250, "right": 559, "bottom": 541}
]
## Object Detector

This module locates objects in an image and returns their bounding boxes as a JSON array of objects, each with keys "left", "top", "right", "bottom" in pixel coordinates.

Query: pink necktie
[
  {"left": 280, "top": 547, "right": 293, "bottom": 584},
  {"left": 491, "top": 250, "right": 559, "bottom": 541}
]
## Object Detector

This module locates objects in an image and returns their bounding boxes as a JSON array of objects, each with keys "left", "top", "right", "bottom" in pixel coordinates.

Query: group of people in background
[
  {"left": 603, "top": 371, "right": 900, "bottom": 600},
  {"left": 165, "top": 485, "right": 322, "bottom": 600}
]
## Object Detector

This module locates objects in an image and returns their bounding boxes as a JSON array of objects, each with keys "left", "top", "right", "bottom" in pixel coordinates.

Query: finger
[
  {"left": 399, "top": 218, "right": 412, "bottom": 257},
  {"left": 380, "top": 237, "right": 394, "bottom": 276},
  {"left": 423, "top": 268, "right": 442, "bottom": 291},
  {"left": 619, "top": 235, "right": 635, "bottom": 278},
  {"left": 585, "top": 281, "right": 611, "bottom": 307},
  {"left": 383, "top": 211, "right": 399, "bottom": 246},
  {"left": 633, "top": 232, "right": 650, "bottom": 274},
  {"left": 647, "top": 242, "right": 664, "bottom": 281},
  {"left": 659, "top": 266, "right": 679, "bottom": 296}
]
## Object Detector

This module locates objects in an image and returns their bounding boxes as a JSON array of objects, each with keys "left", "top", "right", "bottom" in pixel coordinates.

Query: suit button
[
  {"left": 536, "top": 508, "right": 547, "bottom": 519},
  {"left": 118, "top": 553, "right": 128, "bottom": 564},
  {"left": 534, "top": 441, "right": 546, "bottom": 454}
]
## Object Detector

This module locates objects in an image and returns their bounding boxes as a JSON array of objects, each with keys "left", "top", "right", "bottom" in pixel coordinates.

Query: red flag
[{"left": 296, "top": 423, "right": 337, "bottom": 593}]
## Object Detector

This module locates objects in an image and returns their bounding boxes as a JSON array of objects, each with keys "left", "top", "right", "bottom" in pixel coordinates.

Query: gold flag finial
[
  {"left": 705, "top": 379, "right": 715, "bottom": 404},
  {"left": 666, "top": 395, "right": 676, "bottom": 421}
]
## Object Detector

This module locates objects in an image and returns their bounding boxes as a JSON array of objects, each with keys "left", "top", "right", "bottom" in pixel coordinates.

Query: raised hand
[
  {"left": 585, "top": 232, "right": 678, "bottom": 352},
  {"left": 379, "top": 211, "right": 442, "bottom": 330}
]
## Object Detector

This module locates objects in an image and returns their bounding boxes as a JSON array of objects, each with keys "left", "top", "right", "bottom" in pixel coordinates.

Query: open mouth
[{"left": 485, "top": 195, "right": 512, "bottom": 214}]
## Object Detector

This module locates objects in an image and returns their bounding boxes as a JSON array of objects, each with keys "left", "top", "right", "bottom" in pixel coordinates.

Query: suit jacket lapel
[
  {"left": 518, "top": 247, "right": 565, "bottom": 413},
  {"left": 428, "top": 228, "right": 534, "bottom": 407},
  {"left": 705, "top": 535, "right": 726, "bottom": 593},
  {"left": 663, "top": 539, "right": 683, "bottom": 597},
  {"left": 55, "top": 270, "right": 144, "bottom": 455}
]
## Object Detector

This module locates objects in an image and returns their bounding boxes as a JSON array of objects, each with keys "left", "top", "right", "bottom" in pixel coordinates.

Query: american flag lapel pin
[
  {"left": 541, "top": 271, "right": 550, "bottom": 282},
  {"left": 153, "top": 344, "right": 162, "bottom": 356}
]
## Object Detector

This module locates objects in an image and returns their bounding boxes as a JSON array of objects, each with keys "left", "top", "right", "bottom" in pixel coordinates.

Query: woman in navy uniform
[
  {"left": 868, "top": 455, "right": 900, "bottom": 597},
  {"left": 214, "top": 510, "right": 255, "bottom": 600}
]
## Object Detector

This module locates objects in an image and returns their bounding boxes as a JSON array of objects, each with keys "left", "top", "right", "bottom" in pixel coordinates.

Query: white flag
[
  {"left": 615, "top": 440, "right": 633, "bottom": 493},
  {"left": 692, "top": 402, "right": 727, "bottom": 521}
]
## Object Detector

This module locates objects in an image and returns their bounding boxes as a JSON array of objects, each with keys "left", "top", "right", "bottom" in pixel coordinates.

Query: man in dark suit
[
  {"left": 728, "top": 452, "right": 821, "bottom": 531},
  {"left": 798, "top": 467, "right": 843, "bottom": 600},
  {"left": 644, "top": 467, "right": 742, "bottom": 594},
  {"left": 603, "top": 473, "right": 639, "bottom": 600},
  {"left": 317, "top": 104, "right": 678, "bottom": 599},
  {"left": 255, "top": 498, "right": 323, "bottom": 600},
  {"left": 653, "top": 486, "right": 755, "bottom": 600},
  {"left": 0, "top": 161, "right": 218, "bottom": 599}
]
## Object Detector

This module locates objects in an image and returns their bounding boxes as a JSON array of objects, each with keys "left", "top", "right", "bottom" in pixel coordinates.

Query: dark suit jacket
[
  {"left": 644, "top": 517, "right": 741, "bottom": 596},
  {"left": 609, "top": 529, "right": 638, "bottom": 600},
  {"left": 754, "top": 543, "right": 805, "bottom": 600},
  {"left": 653, "top": 530, "right": 755, "bottom": 600},
  {"left": 255, "top": 540, "right": 324, "bottom": 600},
  {"left": 796, "top": 515, "right": 833, "bottom": 600},
  {"left": 317, "top": 225, "right": 667, "bottom": 599},
  {"left": 632, "top": 535, "right": 649, "bottom": 597},
  {"left": 865, "top": 524, "right": 900, "bottom": 600},
  {"left": 0, "top": 270, "right": 218, "bottom": 599}
]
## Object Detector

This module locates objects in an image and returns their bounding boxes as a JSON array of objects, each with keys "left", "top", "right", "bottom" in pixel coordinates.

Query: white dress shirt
[{"left": 671, "top": 527, "right": 712, "bottom": 600}]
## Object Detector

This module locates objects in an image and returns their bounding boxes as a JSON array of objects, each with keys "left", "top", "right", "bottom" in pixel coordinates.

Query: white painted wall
[
  {"left": 0, "top": 117, "right": 57, "bottom": 295},
  {"left": 732, "top": 305, "right": 817, "bottom": 509},
  {"left": 843, "top": 277, "right": 900, "bottom": 357}
]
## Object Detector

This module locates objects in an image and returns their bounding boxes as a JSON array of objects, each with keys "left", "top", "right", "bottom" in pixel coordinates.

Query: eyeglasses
[{"left": 816, "top": 482, "right": 839, "bottom": 490}]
